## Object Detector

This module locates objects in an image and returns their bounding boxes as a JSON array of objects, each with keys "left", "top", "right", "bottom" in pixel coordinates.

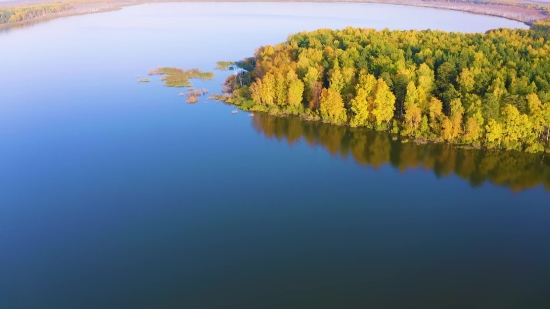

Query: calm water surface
[{"left": 1, "top": 3, "right": 549, "bottom": 308}]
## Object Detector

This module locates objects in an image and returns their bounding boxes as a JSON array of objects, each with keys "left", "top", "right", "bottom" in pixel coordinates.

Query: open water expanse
[{"left": 1, "top": 2, "right": 549, "bottom": 308}]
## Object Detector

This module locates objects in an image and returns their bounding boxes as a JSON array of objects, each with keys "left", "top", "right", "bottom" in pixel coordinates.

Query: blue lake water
[{"left": 1, "top": 3, "right": 549, "bottom": 308}]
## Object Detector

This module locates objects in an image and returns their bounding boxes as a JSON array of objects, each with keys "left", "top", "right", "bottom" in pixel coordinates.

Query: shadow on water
[{"left": 251, "top": 113, "right": 550, "bottom": 192}]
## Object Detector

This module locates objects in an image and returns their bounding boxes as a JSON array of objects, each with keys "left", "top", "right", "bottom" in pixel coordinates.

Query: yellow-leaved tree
[
  {"left": 260, "top": 72, "right": 275, "bottom": 106},
  {"left": 319, "top": 88, "right": 346, "bottom": 124},
  {"left": 463, "top": 117, "right": 482, "bottom": 144},
  {"left": 402, "top": 82, "right": 423, "bottom": 137},
  {"left": 403, "top": 103, "right": 423, "bottom": 137},
  {"left": 485, "top": 118, "right": 503, "bottom": 147},
  {"left": 525, "top": 93, "right": 545, "bottom": 152},
  {"left": 287, "top": 77, "right": 305, "bottom": 109},
  {"left": 428, "top": 97, "right": 443, "bottom": 136},
  {"left": 372, "top": 79, "right": 395, "bottom": 130},
  {"left": 349, "top": 70, "right": 376, "bottom": 127},
  {"left": 501, "top": 104, "right": 530, "bottom": 150},
  {"left": 275, "top": 71, "right": 287, "bottom": 106},
  {"left": 457, "top": 68, "right": 475, "bottom": 94},
  {"left": 451, "top": 99, "right": 464, "bottom": 134},
  {"left": 328, "top": 61, "right": 345, "bottom": 94},
  {"left": 249, "top": 78, "right": 263, "bottom": 105}
]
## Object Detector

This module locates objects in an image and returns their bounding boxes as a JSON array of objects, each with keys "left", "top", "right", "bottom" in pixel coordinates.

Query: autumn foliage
[{"left": 224, "top": 27, "right": 550, "bottom": 152}]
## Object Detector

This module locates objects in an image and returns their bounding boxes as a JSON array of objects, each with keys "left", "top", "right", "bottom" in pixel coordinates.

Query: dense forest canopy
[
  {"left": 223, "top": 27, "right": 550, "bottom": 153},
  {"left": 532, "top": 17, "right": 550, "bottom": 31}
]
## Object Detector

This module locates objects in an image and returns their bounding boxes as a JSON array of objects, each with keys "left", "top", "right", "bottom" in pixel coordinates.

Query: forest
[
  {"left": 251, "top": 112, "right": 550, "bottom": 192},
  {"left": 0, "top": 3, "right": 73, "bottom": 24},
  {"left": 532, "top": 17, "right": 550, "bottom": 31},
  {"left": 222, "top": 27, "right": 550, "bottom": 153}
]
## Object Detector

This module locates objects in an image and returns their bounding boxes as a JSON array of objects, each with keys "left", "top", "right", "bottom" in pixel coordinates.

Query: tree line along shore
[
  {"left": 221, "top": 27, "right": 550, "bottom": 153},
  {"left": 1, "top": 0, "right": 550, "bottom": 30}
]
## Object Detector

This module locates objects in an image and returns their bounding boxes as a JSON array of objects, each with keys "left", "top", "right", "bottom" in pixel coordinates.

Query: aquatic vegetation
[
  {"left": 215, "top": 61, "right": 234, "bottom": 71},
  {"left": 184, "top": 88, "right": 209, "bottom": 104},
  {"left": 186, "top": 95, "right": 198, "bottom": 104},
  {"left": 209, "top": 93, "right": 231, "bottom": 103},
  {"left": 137, "top": 78, "right": 150, "bottom": 82},
  {"left": 148, "top": 67, "right": 214, "bottom": 88}
]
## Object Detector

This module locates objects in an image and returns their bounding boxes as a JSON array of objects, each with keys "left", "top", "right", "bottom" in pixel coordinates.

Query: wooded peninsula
[{"left": 222, "top": 27, "right": 550, "bottom": 153}]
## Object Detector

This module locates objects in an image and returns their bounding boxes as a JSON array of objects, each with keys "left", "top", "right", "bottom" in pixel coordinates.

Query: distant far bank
[{"left": 1, "top": 0, "right": 549, "bottom": 31}]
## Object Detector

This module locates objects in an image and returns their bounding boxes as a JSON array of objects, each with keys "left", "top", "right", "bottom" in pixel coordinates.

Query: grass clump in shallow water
[
  {"left": 215, "top": 61, "right": 234, "bottom": 71},
  {"left": 148, "top": 67, "right": 214, "bottom": 88},
  {"left": 185, "top": 88, "right": 209, "bottom": 104}
]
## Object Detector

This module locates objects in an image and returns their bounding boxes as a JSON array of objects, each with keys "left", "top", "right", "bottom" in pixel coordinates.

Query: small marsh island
[{"left": 145, "top": 67, "right": 213, "bottom": 103}]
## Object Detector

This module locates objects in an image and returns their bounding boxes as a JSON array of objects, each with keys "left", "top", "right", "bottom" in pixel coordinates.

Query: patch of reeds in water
[
  {"left": 185, "top": 88, "right": 209, "bottom": 104},
  {"left": 148, "top": 67, "right": 214, "bottom": 88},
  {"left": 215, "top": 61, "right": 234, "bottom": 71}
]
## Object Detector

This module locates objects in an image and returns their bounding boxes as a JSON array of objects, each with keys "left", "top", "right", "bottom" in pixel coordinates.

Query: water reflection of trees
[
  {"left": 0, "top": 18, "right": 45, "bottom": 33},
  {"left": 252, "top": 113, "right": 550, "bottom": 192}
]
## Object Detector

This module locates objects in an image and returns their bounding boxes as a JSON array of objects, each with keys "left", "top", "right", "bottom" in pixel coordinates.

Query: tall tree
[
  {"left": 350, "top": 70, "right": 376, "bottom": 127},
  {"left": 320, "top": 88, "right": 346, "bottom": 124},
  {"left": 372, "top": 79, "right": 396, "bottom": 129}
]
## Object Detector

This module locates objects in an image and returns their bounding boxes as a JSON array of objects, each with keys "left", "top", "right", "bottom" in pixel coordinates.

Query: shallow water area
[{"left": 1, "top": 3, "right": 548, "bottom": 309}]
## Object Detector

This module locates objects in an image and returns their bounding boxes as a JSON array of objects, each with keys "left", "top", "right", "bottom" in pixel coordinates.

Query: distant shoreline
[{"left": 1, "top": 0, "right": 547, "bottom": 31}]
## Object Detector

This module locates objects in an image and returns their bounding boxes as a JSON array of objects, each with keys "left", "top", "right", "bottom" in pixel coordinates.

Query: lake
[{"left": 1, "top": 2, "right": 549, "bottom": 308}]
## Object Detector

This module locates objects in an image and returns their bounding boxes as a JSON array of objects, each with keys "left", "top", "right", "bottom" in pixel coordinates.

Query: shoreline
[
  {"left": 235, "top": 106, "right": 486, "bottom": 150},
  {"left": 0, "top": 3, "right": 126, "bottom": 30},
  {"left": 1, "top": 0, "right": 546, "bottom": 31}
]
